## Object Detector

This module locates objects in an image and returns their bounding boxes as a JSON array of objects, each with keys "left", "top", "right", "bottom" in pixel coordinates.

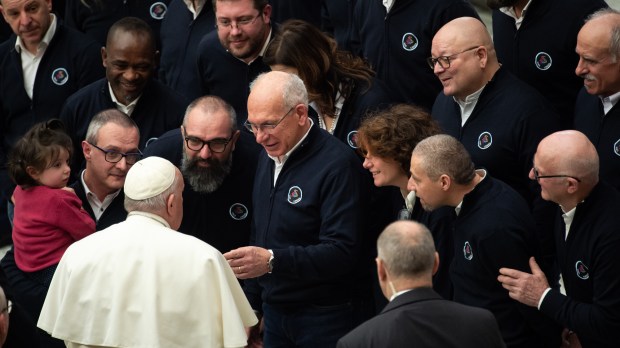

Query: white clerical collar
[
  {"left": 600, "top": 90, "right": 620, "bottom": 114},
  {"left": 15, "top": 13, "right": 57, "bottom": 54}
]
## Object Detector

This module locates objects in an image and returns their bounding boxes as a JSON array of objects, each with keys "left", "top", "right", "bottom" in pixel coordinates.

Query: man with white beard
[{"left": 144, "top": 95, "right": 261, "bottom": 252}]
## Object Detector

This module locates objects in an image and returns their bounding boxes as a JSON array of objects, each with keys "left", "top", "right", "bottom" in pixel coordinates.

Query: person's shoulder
[{"left": 53, "top": 23, "right": 101, "bottom": 51}]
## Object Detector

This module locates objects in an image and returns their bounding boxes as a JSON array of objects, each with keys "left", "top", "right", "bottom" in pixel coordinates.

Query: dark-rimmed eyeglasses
[
  {"left": 182, "top": 129, "right": 233, "bottom": 153},
  {"left": 215, "top": 13, "right": 261, "bottom": 30},
  {"left": 244, "top": 107, "right": 295, "bottom": 134},
  {"left": 89, "top": 143, "right": 143, "bottom": 165},
  {"left": 427, "top": 46, "right": 480, "bottom": 70},
  {"left": 1, "top": 300, "right": 11, "bottom": 315},
  {"left": 532, "top": 167, "right": 581, "bottom": 183}
]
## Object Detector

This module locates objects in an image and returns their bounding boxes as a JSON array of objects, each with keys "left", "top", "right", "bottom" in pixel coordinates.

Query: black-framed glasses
[
  {"left": 182, "top": 129, "right": 233, "bottom": 153},
  {"left": 89, "top": 143, "right": 143, "bottom": 165},
  {"left": 215, "top": 13, "right": 261, "bottom": 30},
  {"left": 532, "top": 167, "right": 581, "bottom": 182},
  {"left": 427, "top": 46, "right": 480, "bottom": 70},
  {"left": 1, "top": 300, "right": 11, "bottom": 315},
  {"left": 244, "top": 106, "right": 295, "bottom": 134}
]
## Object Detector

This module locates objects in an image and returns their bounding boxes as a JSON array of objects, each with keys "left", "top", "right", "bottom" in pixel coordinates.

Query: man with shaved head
[
  {"left": 430, "top": 16, "right": 560, "bottom": 278},
  {"left": 574, "top": 8, "right": 620, "bottom": 191},
  {"left": 499, "top": 130, "right": 620, "bottom": 348}
]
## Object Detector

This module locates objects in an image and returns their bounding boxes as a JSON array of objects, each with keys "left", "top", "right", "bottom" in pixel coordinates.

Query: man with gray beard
[{"left": 144, "top": 95, "right": 261, "bottom": 252}]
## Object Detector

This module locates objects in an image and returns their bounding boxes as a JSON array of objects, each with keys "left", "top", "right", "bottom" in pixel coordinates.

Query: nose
[
  {"left": 528, "top": 167, "right": 536, "bottom": 181},
  {"left": 254, "top": 129, "right": 269, "bottom": 144},
  {"left": 115, "top": 156, "right": 129, "bottom": 171},
  {"left": 19, "top": 11, "right": 31, "bottom": 27},
  {"left": 123, "top": 67, "right": 139, "bottom": 81},
  {"left": 199, "top": 144, "right": 212, "bottom": 159},
  {"left": 575, "top": 57, "right": 587, "bottom": 77},
  {"left": 407, "top": 176, "right": 416, "bottom": 192},
  {"left": 362, "top": 157, "right": 372, "bottom": 169},
  {"left": 433, "top": 62, "right": 446, "bottom": 75},
  {"left": 230, "top": 24, "right": 243, "bottom": 35}
]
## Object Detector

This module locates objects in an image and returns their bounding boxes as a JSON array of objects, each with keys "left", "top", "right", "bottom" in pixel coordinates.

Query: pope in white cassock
[{"left": 37, "top": 156, "right": 257, "bottom": 348}]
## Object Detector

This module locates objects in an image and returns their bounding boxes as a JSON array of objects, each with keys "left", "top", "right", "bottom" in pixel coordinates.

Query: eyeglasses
[
  {"left": 427, "top": 46, "right": 480, "bottom": 70},
  {"left": 1, "top": 300, "right": 11, "bottom": 315},
  {"left": 216, "top": 13, "right": 261, "bottom": 30},
  {"left": 89, "top": 143, "right": 143, "bottom": 165},
  {"left": 244, "top": 107, "right": 295, "bottom": 134},
  {"left": 532, "top": 167, "right": 581, "bottom": 182},
  {"left": 183, "top": 130, "right": 233, "bottom": 153}
]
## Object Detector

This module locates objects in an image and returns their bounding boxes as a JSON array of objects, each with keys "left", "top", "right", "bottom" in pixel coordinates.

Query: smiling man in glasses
[
  {"left": 499, "top": 130, "right": 620, "bottom": 348},
  {"left": 144, "top": 95, "right": 261, "bottom": 253},
  {"left": 430, "top": 16, "right": 561, "bottom": 279},
  {"left": 196, "top": 0, "right": 273, "bottom": 124}
]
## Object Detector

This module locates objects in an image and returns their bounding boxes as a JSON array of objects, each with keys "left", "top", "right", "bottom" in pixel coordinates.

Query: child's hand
[{"left": 61, "top": 186, "right": 76, "bottom": 194}]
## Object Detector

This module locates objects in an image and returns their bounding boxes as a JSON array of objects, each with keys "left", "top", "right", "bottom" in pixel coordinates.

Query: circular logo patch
[
  {"left": 347, "top": 130, "right": 359, "bottom": 149},
  {"left": 150, "top": 2, "right": 167, "bottom": 20},
  {"left": 477, "top": 132, "right": 493, "bottom": 150},
  {"left": 614, "top": 139, "right": 620, "bottom": 157},
  {"left": 402, "top": 33, "right": 418, "bottom": 51},
  {"left": 534, "top": 52, "right": 552, "bottom": 71},
  {"left": 287, "top": 186, "right": 302, "bottom": 205},
  {"left": 575, "top": 261, "right": 589, "bottom": 280},
  {"left": 51, "top": 68, "right": 69, "bottom": 85},
  {"left": 463, "top": 241, "right": 474, "bottom": 260},
  {"left": 229, "top": 203, "right": 249, "bottom": 220}
]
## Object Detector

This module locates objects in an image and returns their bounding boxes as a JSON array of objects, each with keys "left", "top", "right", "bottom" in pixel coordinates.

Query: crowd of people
[{"left": 0, "top": 0, "right": 618, "bottom": 347}]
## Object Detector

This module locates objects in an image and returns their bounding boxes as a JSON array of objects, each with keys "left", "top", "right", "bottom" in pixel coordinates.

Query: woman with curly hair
[
  {"left": 357, "top": 104, "right": 455, "bottom": 299},
  {"left": 264, "top": 19, "right": 392, "bottom": 148}
]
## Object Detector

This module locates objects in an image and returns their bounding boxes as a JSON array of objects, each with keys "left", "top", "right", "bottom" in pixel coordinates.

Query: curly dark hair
[
  {"left": 8, "top": 119, "right": 73, "bottom": 189},
  {"left": 357, "top": 104, "right": 441, "bottom": 174},
  {"left": 263, "top": 19, "right": 374, "bottom": 119}
]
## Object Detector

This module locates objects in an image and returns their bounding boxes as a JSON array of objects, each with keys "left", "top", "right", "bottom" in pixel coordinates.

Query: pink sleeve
[{"left": 54, "top": 190, "right": 96, "bottom": 241}]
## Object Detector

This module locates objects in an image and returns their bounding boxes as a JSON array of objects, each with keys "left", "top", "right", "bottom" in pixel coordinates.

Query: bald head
[
  {"left": 537, "top": 131, "right": 599, "bottom": 184},
  {"left": 377, "top": 220, "right": 436, "bottom": 279},
  {"left": 581, "top": 9, "right": 620, "bottom": 61},
  {"left": 434, "top": 17, "right": 493, "bottom": 51}
]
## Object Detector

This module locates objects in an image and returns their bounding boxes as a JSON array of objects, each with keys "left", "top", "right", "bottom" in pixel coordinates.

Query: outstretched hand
[{"left": 498, "top": 257, "right": 550, "bottom": 307}]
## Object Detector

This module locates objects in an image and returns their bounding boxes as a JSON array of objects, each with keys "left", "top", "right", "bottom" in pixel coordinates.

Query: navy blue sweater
[
  {"left": 492, "top": 0, "right": 607, "bottom": 129},
  {"left": 351, "top": 0, "right": 479, "bottom": 110},
  {"left": 541, "top": 182, "right": 620, "bottom": 348},
  {"left": 159, "top": 0, "right": 215, "bottom": 101},
  {"left": 245, "top": 125, "right": 368, "bottom": 309},
  {"left": 451, "top": 175, "right": 559, "bottom": 348},
  {"left": 574, "top": 88, "right": 620, "bottom": 190},
  {"left": 143, "top": 128, "right": 261, "bottom": 253}
]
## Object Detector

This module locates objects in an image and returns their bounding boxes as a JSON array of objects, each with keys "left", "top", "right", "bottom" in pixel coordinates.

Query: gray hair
[
  {"left": 85, "top": 109, "right": 140, "bottom": 144},
  {"left": 377, "top": 221, "right": 436, "bottom": 278},
  {"left": 412, "top": 134, "right": 475, "bottom": 185},
  {"left": 250, "top": 72, "right": 309, "bottom": 108},
  {"left": 586, "top": 8, "right": 620, "bottom": 62},
  {"left": 182, "top": 95, "right": 237, "bottom": 132},
  {"left": 124, "top": 171, "right": 181, "bottom": 213}
]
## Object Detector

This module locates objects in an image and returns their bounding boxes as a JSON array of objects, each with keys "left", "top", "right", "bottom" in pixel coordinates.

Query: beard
[
  {"left": 181, "top": 152, "right": 233, "bottom": 194},
  {"left": 486, "top": 0, "right": 521, "bottom": 10}
]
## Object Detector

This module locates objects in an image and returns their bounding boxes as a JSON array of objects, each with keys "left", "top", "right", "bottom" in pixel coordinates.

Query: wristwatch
[{"left": 268, "top": 249, "right": 274, "bottom": 273}]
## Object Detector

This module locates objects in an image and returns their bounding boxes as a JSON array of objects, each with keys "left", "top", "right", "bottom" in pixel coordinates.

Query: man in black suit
[{"left": 337, "top": 220, "right": 506, "bottom": 348}]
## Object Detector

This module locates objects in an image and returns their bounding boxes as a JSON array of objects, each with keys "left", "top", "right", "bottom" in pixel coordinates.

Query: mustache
[{"left": 580, "top": 74, "right": 596, "bottom": 81}]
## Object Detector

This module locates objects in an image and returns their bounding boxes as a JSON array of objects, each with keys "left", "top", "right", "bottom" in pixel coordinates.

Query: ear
[
  {"left": 566, "top": 178, "right": 579, "bottom": 194},
  {"left": 166, "top": 193, "right": 176, "bottom": 215},
  {"left": 432, "top": 252, "right": 440, "bottom": 276},
  {"left": 101, "top": 47, "right": 108, "bottom": 68},
  {"left": 26, "top": 166, "right": 40, "bottom": 181},
  {"left": 262, "top": 4, "right": 272, "bottom": 24},
  {"left": 295, "top": 104, "right": 309, "bottom": 126},
  {"left": 376, "top": 258, "right": 388, "bottom": 282},
  {"left": 230, "top": 129, "right": 241, "bottom": 152},
  {"left": 439, "top": 174, "right": 451, "bottom": 191},
  {"left": 476, "top": 46, "right": 488, "bottom": 68},
  {"left": 82, "top": 141, "right": 92, "bottom": 160}
]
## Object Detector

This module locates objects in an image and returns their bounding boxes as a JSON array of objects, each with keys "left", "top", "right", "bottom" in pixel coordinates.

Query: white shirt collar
[
  {"left": 600, "top": 90, "right": 620, "bottom": 114},
  {"left": 183, "top": 0, "right": 206, "bottom": 18},
  {"left": 15, "top": 13, "right": 57, "bottom": 54},
  {"left": 383, "top": 0, "right": 395, "bottom": 13},
  {"left": 108, "top": 82, "right": 141, "bottom": 116},
  {"left": 268, "top": 119, "right": 314, "bottom": 165},
  {"left": 499, "top": 0, "right": 533, "bottom": 30},
  {"left": 454, "top": 85, "right": 485, "bottom": 126},
  {"left": 234, "top": 28, "right": 272, "bottom": 65}
]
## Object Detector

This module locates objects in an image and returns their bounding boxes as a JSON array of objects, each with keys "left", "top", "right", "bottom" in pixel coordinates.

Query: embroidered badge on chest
[
  {"left": 229, "top": 203, "right": 248, "bottom": 220},
  {"left": 150, "top": 2, "right": 168, "bottom": 20},
  {"left": 575, "top": 260, "right": 589, "bottom": 280},
  {"left": 477, "top": 131, "right": 493, "bottom": 150},
  {"left": 614, "top": 139, "right": 620, "bottom": 157},
  {"left": 534, "top": 52, "right": 552, "bottom": 71},
  {"left": 347, "top": 130, "right": 359, "bottom": 149},
  {"left": 51, "top": 68, "right": 69, "bottom": 86},
  {"left": 287, "top": 186, "right": 303, "bottom": 204},
  {"left": 402, "top": 33, "right": 419, "bottom": 51},
  {"left": 463, "top": 241, "right": 474, "bottom": 260}
]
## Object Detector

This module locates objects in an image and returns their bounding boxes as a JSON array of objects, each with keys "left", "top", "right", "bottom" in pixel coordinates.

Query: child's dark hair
[{"left": 8, "top": 119, "right": 73, "bottom": 189}]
